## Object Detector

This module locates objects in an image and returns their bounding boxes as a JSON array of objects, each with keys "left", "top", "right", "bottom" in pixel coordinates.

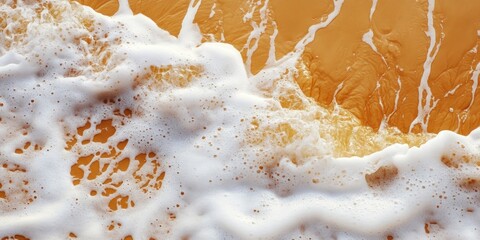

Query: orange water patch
[
  {"left": 459, "top": 177, "right": 480, "bottom": 192},
  {"left": 66, "top": 108, "right": 165, "bottom": 212},
  {"left": 134, "top": 65, "right": 204, "bottom": 90},
  {"left": 1, "top": 235, "right": 30, "bottom": 240},
  {"left": 93, "top": 119, "right": 116, "bottom": 143},
  {"left": 365, "top": 165, "right": 399, "bottom": 189},
  {"left": 440, "top": 141, "right": 480, "bottom": 169}
]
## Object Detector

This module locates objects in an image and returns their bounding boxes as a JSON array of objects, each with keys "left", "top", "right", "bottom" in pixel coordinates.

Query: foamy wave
[{"left": 0, "top": 1, "right": 479, "bottom": 239}]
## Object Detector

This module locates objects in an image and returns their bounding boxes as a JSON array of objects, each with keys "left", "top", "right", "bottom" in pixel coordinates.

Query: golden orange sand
[
  {"left": 77, "top": 0, "right": 480, "bottom": 135},
  {"left": 1, "top": 1, "right": 480, "bottom": 239}
]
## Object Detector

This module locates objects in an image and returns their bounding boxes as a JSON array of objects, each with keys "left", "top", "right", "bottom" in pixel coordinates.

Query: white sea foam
[{"left": 0, "top": 1, "right": 480, "bottom": 240}]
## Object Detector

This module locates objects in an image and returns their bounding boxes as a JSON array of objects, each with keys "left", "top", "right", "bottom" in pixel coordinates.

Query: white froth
[{"left": 0, "top": 1, "right": 480, "bottom": 240}]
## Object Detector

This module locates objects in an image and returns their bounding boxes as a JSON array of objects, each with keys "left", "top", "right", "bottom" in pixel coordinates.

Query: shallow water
[{"left": 0, "top": 1, "right": 480, "bottom": 239}]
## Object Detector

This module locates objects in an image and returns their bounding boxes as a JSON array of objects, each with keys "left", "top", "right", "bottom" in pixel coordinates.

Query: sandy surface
[{"left": 78, "top": 0, "right": 480, "bottom": 134}]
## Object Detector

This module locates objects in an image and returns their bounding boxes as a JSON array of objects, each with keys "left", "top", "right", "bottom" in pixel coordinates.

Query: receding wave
[{"left": 0, "top": 1, "right": 479, "bottom": 239}]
